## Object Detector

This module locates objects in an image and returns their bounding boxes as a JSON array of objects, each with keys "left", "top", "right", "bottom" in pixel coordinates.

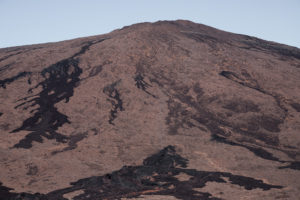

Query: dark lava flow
[
  {"left": 0, "top": 51, "right": 23, "bottom": 63},
  {"left": 134, "top": 73, "right": 156, "bottom": 97},
  {"left": 217, "top": 70, "right": 300, "bottom": 170},
  {"left": 219, "top": 70, "right": 288, "bottom": 121},
  {"left": 0, "top": 47, "right": 44, "bottom": 64},
  {"left": 0, "top": 63, "right": 13, "bottom": 75},
  {"left": 278, "top": 161, "right": 300, "bottom": 170},
  {"left": 148, "top": 72, "right": 299, "bottom": 170},
  {"left": 240, "top": 37, "right": 300, "bottom": 60},
  {"left": 291, "top": 102, "right": 300, "bottom": 112},
  {"left": 10, "top": 39, "right": 106, "bottom": 148},
  {"left": 0, "top": 71, "right": 31, "bottom": 88},
  {"left": 0, "top": 146, "right": 282, "bottom": 200},
  {"left": 51, "top": 132, "right": 88, "bottom": 155},
  {"left": 103, "top": 80, "right": 124, "bottom": 125},
  {"left": 212, "top": 135, "right": 300, "bottom": 171}
]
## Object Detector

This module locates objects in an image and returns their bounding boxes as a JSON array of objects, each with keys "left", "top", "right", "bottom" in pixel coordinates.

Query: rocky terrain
[{"left": 0, "top": 20, "right": 300, "bottom": 199}]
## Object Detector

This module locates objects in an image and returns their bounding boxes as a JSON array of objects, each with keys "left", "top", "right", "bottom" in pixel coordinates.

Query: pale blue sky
[{"left": 0, "top": 0, "right": 299, "bottom": 48}]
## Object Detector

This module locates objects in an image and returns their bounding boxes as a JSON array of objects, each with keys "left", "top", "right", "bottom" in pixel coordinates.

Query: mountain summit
[{"left": 0, "top": 20, "right": 300, "bottom": 199}]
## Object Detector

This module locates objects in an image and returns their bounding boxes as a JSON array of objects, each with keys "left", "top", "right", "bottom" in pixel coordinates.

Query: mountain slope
[{"left": 0, "top": 20, "right": 300, "bottom": 200}]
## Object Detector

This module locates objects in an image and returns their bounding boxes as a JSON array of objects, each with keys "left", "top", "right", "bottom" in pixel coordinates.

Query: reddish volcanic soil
[{"left": 0, "top": 20, "right": 300, "bottom": 199}]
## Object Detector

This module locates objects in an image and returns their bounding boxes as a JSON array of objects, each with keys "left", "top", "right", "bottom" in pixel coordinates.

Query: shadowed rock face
[{"left": 0, "top": 20, "right": 299, "bottom": 199}]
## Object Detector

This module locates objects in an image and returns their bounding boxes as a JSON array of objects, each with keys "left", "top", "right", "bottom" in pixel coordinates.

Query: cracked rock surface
[{"left": 0, "top": 20, "right": 300, "bottom": 199}]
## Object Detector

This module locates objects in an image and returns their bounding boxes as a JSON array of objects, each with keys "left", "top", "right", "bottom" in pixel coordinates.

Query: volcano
[{"left": 0, "top": 20, "right": 300, "bottom": 200}]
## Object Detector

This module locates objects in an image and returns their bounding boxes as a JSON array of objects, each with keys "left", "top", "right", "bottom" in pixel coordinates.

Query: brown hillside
[{"left": 0, "top": 20, "right": 300, "bottom": 200}]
